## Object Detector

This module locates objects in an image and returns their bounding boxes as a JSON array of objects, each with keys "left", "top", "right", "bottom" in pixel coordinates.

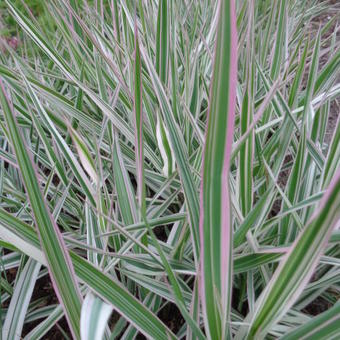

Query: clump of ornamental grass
[{"left": 0, "top": 0, "right": 340, "bottom": 339}]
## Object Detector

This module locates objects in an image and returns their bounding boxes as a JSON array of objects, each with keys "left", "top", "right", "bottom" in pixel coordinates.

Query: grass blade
[
  {"left": 134, "top": 19, "right": 145, "bottom": 216},
  {"left": 238, "top": 169, "right": 340, "bottom": 339},
  {"left": 80, "top": 292, "right": 113, "bottom": 340},
  {"left": 0, "top": 79, "right": 82, "bottom": 339},
  {"left": 2, "top": 259, "right": 41, "bottom": 340},
  {"left": 282, "top": 302, "right": 340, "bottom": 340},
  {"left": 0, "top": 208, "right": 176, "bottom": 340},
  {"left": 199, "top": 0, "right": 238, "bottom": 338}
]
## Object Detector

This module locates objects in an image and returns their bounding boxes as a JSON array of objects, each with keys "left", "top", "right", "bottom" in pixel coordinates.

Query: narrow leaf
[
  {"left": 239, "top": 169, "right": 340, "bottom": 339},
  {"left": 199, "top": 1, "right": 238, "bottom": 339},
  {"left": 0, "top": 79, "right": 82, "bottom": 339}
]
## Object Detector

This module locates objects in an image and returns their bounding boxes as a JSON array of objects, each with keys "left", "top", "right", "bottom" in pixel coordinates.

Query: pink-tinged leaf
[
  {"left": 237, "top": 169, "right": 340, "bottom": 339},
  {"left": 134, "top": 16, "right": 145, "bottom": 216},
  {"left": 0, "top": 79, "right": 82, "bottom": 339},
  {"left": 199, "top": 0, "right": 238, "bottom": 339}
]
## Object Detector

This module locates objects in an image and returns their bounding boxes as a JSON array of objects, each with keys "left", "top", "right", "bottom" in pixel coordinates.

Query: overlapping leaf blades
[
  {"left": 0, "top": 0, "right": 339, "bottom": 339},
  {"left": 0, "top": 79, "right": 83, "bottom": 339}
]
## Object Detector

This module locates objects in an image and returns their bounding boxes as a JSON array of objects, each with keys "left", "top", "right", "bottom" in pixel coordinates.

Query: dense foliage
[{"left": 0, "top": 0, "right": 339, "bottom": 339}]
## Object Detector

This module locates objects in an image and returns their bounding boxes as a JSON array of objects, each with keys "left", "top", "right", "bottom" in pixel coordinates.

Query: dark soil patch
[
  {"left": 22, "top": 273, "right": 72, "bottom": 339},
  {"left": 324, "top": 100, "right": 339, "bottom": 146},
  {"left": 303, "top": 296, "right": 332, "bottom": 316}
]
